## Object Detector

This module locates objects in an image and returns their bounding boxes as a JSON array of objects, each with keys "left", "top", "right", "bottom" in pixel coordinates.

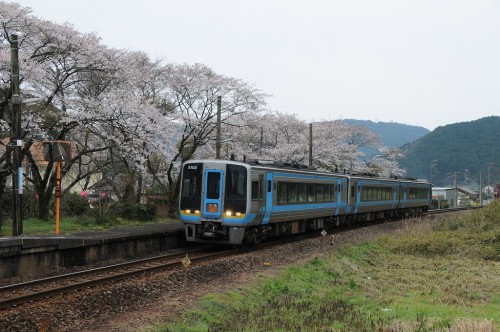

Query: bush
[
  {"left": 88, "top": 208, "right": 117, "bottom": 225},
  {"left": 116, "top": 204, "right": 156, "bottom": 221},
  {"left": 1, "top": 189, "right": 12, "bottom": 216},
  {"left": 61, "top": 192, "right": 89, "bottom": 216}
]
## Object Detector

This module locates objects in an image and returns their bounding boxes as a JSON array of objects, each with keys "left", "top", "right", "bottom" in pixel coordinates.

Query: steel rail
[
  {"left": 0, "top": 248, "right": 205, "bottom": 294},
  {"left": 0, "top": 248, "right": 239, "bottom": 310}
]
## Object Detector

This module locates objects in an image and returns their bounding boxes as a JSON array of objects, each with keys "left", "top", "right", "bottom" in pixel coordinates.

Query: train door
[
  {"left": 401, "top": 183, "right": 407, "bottom": 209},
  {"left": 353, "top": 180, "right": 361, "bottom": 213},
  {"left": 391, "top": 183, "right": 398, "bottom": 209},
  {"left": 335, "top": 178, "right": 342, "bottom": 214},
  {"left": 340, "top": 178, "right": 351, "bottom": 214},
  {"left": 262, "top": 172, "right": 273, "bottom": 224},
  {"left": 251, "top": 173, "right": 265, "bottom": 223},
  {"left": 202, "top": 169, "right": 224, "bottom": 219}
]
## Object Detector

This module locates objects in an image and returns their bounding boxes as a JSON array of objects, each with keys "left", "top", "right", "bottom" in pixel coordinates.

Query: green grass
[
  {"left": 0, "top": 215, "right": 177, "bottom": 236},
  {"left": 158, "top": 201, "right": 500, "bottom": 331}
]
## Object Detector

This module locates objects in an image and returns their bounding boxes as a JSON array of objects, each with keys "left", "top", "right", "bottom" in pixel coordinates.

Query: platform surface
[{"left": 0, "top": 221, "right": 184, "bottom": 250}]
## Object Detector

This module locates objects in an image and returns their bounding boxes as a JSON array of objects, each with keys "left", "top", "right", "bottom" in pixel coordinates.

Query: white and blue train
[{"left": 179, "top": 159, "right": 431, "bottom": 245}]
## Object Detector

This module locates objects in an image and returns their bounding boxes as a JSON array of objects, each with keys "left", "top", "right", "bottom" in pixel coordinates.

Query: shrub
[
  {"left": 104, "top": 202, "right": 156, "bottom": 222},
  {"left": 88, "top": 208, "right": 117, "bottom": 225},
  {"left": 120, "top": 204, "right": 156, "bottom": 221},
  {"left": 61, "top": 192, "right": 89, "bottom": 216}
]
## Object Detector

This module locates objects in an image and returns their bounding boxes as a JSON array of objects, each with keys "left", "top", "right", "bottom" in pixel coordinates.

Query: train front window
[
  {"left": 206, "top": 172, "right": 221, "bottom": 199},
  {"left": 180, "top": 163, "right": 202, "bottom": 210},
  {"left": 225, "top": 165, "right": 247, "bottom": 212}
]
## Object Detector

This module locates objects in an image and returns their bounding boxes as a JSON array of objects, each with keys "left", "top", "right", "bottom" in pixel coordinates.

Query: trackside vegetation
[{"left": 159, "top": 201, "right": 500, "bottom": 331}]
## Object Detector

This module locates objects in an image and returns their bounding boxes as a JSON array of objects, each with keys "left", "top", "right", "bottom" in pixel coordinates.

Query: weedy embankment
[{"left": 160, "top": 202, "right": 500, "bottom": 331}]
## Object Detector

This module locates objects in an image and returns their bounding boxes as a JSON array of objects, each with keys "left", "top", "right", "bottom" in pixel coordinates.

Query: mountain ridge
[
  {"left": 343, "top": 119, "right": 430, "bottom": 148},
  {"left": 399, "top": 116, "right": 500, "bottom": 186}
]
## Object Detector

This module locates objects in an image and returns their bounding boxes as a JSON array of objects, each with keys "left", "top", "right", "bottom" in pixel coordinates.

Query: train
[{"left": 179, "top": 159, "right": 432, "bottom": 245}]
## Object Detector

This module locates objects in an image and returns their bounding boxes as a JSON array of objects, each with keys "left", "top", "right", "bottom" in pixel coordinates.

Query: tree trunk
[{"left": 37, "top": 191, "right": 52, "bottom": 220}]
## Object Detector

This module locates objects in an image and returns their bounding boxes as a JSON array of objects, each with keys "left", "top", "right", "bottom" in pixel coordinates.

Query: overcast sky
[{"left": 12, "top": 0, "right": 500, "bottom": 130}]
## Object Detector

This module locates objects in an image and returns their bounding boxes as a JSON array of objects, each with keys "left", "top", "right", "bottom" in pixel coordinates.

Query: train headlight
[
  {"left": 185, "top": 209, "right": 191, "bottom": 214},
  {"left": 225, "top": 210, "right": 233, "bottom": 217},
  {"left": 235, "top": 212, "right": 242, "bottom": 217},
  {"left": 194, "top": 210, "right": 200, "bottom": 214}
]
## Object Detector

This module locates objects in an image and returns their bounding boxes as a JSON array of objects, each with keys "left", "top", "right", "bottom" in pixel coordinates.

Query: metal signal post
[{"left": 11, "top": 34, "right": 23, "bottom": 236}]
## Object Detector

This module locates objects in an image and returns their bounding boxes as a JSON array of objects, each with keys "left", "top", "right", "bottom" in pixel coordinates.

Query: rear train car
[{"left": 179, "top": 159, "right": 431, "bottom": 245}]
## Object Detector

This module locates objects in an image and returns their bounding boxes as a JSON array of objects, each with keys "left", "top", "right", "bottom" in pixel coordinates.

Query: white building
[{"left": 432, "top": 187, "right": 457, "bottom": 208}]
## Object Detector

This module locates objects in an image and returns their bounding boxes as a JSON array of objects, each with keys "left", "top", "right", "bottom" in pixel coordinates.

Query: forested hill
[
  {"left": 343, "top": 119, "right": 430, "bottom": 147},
  {"left": 399, "top": 116, "right": 500, "bottom": 187}
]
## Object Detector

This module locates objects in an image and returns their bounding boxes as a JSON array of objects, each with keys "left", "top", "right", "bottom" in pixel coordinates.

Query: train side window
[
  {"left": 251, "top": 181, "right": 260, "bottom": 200},
  {"left": 323, "top": 184, "right": 331, "bottom": 201},
  {"left": 277, "top": 182, "right": 287, "bottom": 204},
  {"left": 287, "top": 183, "right": 298, "bottom": 203},
  {"left": 316, "top": 184, "right": 324, "bottom": 202},
  {"left": 297, "top": 183, "right": 306, "bottom": 202},
  {"left": 267, "top": 180, "right": 272, "bottom": 192},
  {"left": 307, "top": 184, "right": 315, "bottom": 202},
  {"left": 331, "top": 185, "right": 337, "bottom": 199}
]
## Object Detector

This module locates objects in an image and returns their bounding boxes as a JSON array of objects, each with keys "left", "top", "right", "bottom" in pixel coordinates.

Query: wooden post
[{"left": 42, "top": 141, "right": 71, "bottom": 235}]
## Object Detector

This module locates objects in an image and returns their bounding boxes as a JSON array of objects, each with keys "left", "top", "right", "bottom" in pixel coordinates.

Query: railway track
[
  {"left": 0, "top": 246, "right": 240, "bottom": 310},
  {"left": 0, "top": 207, "right": 469, "bottom": 311},
  {"left": 426, "top": 206, "right": 475, "bottom": 215}
]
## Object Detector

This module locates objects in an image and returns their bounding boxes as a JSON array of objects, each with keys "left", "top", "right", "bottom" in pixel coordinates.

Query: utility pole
[
  {"left": 488, "top": 163, "right": 494, "bottom": 200},
  {"left": 430, "top": 160, "right": 437, "bottom": 184},
  {"left": 10, "top": 34, "right": 23, "bottom": 236},
  {"left": 308, "top": 123, "right": 313, "bottom": 166},
  {"left": 216, "top": 96, "right": 221, "bottom": 159},
  {"left": 454, "top": 172, "right": 458, "bottom": 208},
  {"left": 259, "top": 127, "right": 263, "bottom": 156},
  {"left": 479, "top": 170, "right": 482, "bottom": 206}
]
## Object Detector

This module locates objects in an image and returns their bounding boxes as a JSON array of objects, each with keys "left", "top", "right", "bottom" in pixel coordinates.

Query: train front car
[{"left": 179, "top": 160, "right": 252, "bottom": 245}]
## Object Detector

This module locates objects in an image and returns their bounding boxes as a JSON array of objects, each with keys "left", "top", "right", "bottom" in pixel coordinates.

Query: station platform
[{"left": 0, "top": 221, "right": 186, "bottom": 279}]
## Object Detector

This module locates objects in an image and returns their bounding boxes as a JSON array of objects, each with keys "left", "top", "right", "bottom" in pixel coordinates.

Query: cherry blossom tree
[
  {"left": 145, "top": 63, "right": 267, "bottom": 212},
  {"left": 216, "top": 113, "right": 405, "bottom": 177},
  {"left": 362, "top": 146, "right": 406, "bottom": 177},
  {"left": 0, "top": 2, "right": 170, "bottom": 218}
]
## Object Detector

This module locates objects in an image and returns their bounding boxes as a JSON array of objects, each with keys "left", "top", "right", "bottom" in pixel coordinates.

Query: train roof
[
  {"left": 246, "top": 159, "right": 420, "bottom": 181},
  {"left": 183, "top": 159, "right": 429, "bottom": 184}
]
